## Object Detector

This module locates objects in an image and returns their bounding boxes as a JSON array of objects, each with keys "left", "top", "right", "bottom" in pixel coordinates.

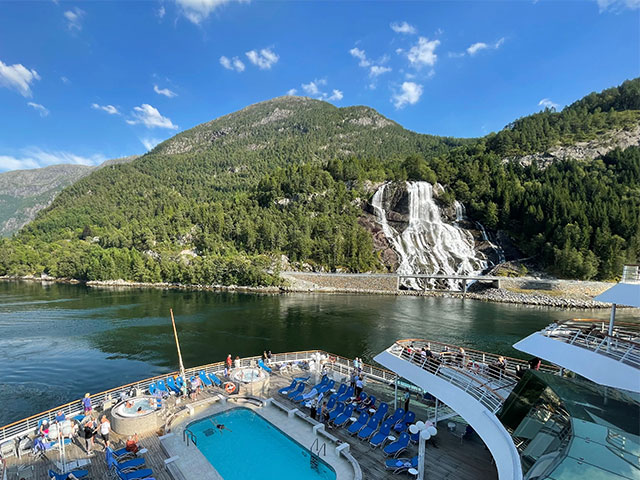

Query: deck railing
[
  {"left": 385, "top": 339, "right": 551, "bottom": 414},
  {"left": 541, "top": 321, "right": 640, "bottom": 370},
  {"left": 0, "top": 349, "right": 399, "bottom": 444}
]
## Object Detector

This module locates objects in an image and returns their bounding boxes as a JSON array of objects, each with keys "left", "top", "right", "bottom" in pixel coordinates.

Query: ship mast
[{"left": 170, "top": 309, "right": 187, "bottom": 382}]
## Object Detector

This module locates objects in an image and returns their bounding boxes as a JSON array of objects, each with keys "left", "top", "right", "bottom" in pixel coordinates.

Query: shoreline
[{"left": 0, "top": 274, "right": 625, "bottom": 310}]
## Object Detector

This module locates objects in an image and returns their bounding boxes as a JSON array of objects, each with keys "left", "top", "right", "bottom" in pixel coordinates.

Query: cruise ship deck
[{"left": 0, "top": 352, "right": 497, "bottom": 480}]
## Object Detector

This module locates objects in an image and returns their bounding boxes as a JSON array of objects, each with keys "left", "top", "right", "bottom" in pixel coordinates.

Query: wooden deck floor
[{"left": 4, "top": 369, "right": 498, "bottom": 480}]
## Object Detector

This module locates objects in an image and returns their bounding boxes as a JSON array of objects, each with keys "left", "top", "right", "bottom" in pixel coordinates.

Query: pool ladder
[
  {"left": 183, "top": 428, "right": 197, "bottom": 447},
  {"left": 310, "top": 438, "right": 326, "bottom": 456}
]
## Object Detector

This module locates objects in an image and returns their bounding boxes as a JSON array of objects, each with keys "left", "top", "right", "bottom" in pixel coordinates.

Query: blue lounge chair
[
  {"left": 48, "top": 469, "right": 89, "bottom": 480},
  {"left": 111, "top": 446, "right": 137, "bottom": 461},
  {"left": 156, "top": 380, "right": 169, "bottom": 395},
  {"left": 148, "top": 382, "right": 157, "bottom": 395},
  {"left": 383, "top": 432, "right": 410, "bottom": 457},
  {"left": 324, "top": 393, "right": 338, "bottom": 410},
  {"left": 394, "top": 411, "right": 415, "bottom": 432},
  {"left": 114, "top": 466, "right": 155, "bottom": 480},
  {"left": 166, "top": 377, "right": 181, "bottom": 395},
  {"left": 333, "top": 404, "right": 356, "bottom": 427},
  {"left": 356, "top": 394, "right": 376, "bottom": 413},
  {"left": 337, "top": 386, "right": 354, "bottom": 403},
  {"left": 258, "top": 359, "right": 272, "bottom": 373},
  {"left": 106, "top": 447, "right": 146, "bottom": 473},
  {"left": 335, "top": 383, "right": 347, "bottom": 397},
  {"left": 198, "top": 370, "right": 213, "bottom": 387},
  {"left": 293, "top": 375, "right": 310, "bottom": 382},
  {"left": 386, "top": 408, "right": 405, "bottom": 426},
  {"left": 278, "top": 379, "right": 298, "bottom": 394},
  {"left": 357, "top": 414, "right": 382, "bottom": 440},
  {"left": 369, "top": 421, "right": 393, "bottom": 448},
  {"left": 207, "top": 372, "right": 222, "bottom": 387},
  {"left": 328, "top": 402, "right": 345, "bottom": 422},
  {"left": 384, "top": 456, "right": 418, "bottom": 473},
  {"left": 286, "top": 382, "right": 305, "bottom": 399},
  {"left": 347, "top": 412, "right": 369, "bottom": 435},
  {"left": 317, "top": 379, "right": 335, "bottom": 395},
  {"left": 377, "top": 402, "right": 389, "bottom": 418}
]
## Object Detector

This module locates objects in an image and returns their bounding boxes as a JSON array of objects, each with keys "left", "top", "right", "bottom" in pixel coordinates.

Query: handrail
[
  {"left": 394, "top": 338, "right": 558, "bottom": 374},
  {"left": 0, "top": 348, "right": 399, "bottom": 442},
  {"left": 387, "top": 341, "right": 526, "bottom": 412}
]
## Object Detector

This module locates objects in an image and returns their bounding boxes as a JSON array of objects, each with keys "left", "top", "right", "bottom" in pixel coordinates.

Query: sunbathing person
[{"left": 125, "top": 434, "right": 140, "bottom": 453}]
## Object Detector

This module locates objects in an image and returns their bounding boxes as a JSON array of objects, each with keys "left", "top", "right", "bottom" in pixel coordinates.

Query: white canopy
[{"left": 594, "top": 282, "right": 640, "bottom": 308}]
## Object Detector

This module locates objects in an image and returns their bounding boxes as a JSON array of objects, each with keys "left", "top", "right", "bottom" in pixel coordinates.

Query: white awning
[{"left": 594, "top": 282, "right": 640, "bottom": 308}]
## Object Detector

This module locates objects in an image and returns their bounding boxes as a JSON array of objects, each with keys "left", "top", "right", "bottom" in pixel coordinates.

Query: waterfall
[
  {"left": 475, "top": 221, "right": 506, "bottom": 264},
  {"left": 372, "top": 181, "right": 488, "bottom": 291},
  {"left": 454, "top": 201, "right": 465, "bottom": 223}
]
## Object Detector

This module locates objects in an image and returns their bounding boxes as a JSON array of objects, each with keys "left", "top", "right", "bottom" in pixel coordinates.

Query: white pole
[
  {"left": 394, "top": 376, "right": 398, "bottom": 410},
  {"left": 417, "top": 430, "right": 428, "bottom": 480},
  {"left": 434, "top": 398, "right": 439, "bottom": 424}
]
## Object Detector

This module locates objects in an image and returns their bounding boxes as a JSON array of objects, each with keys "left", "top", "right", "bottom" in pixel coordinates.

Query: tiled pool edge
[{"left": 163, "top": 396, "right": 358, "bottom": 480}]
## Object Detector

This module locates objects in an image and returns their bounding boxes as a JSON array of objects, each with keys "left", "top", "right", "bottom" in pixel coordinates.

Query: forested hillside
[{"left": 0, "top": 79, "right": 638, "bottom": 285}]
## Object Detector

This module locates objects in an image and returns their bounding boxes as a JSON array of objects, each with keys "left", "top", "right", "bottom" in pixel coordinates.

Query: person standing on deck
[
  {"left": 226, "top": 354, "right": 232, "bottom": 370},
  {"left": 83, "top": 418, "right": 96, "bottom": 454},
  {"left": 403, "top": 391, "right": 410, "bottom": 412},
  {"left": 355, "top": 376, "right": 364, "bottom": 399},
  {"left": 99, "top": 415, "right": 111, "bottom": 450},
  {"left": 82, "top": 393, "right": 92, "bottom": 415}
]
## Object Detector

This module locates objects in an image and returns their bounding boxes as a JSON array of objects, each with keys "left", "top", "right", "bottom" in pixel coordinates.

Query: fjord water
[{"left": 0, "top": 280, "right": 634, "bottom": 427}]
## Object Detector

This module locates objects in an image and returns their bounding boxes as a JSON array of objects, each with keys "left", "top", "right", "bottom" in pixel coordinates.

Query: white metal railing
[
  {"left": 0, "top": 349, "right": 399, "bottom": 445},
  {"left": 386, "top": 340, "right": 538, "bottom": 414},
  {"left": 542, "top": 321, "right": 640, "bottom": 370}
]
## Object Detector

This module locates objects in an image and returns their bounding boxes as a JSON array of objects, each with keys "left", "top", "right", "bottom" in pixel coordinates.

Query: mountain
[
  {"left": 0, "top": 156, "right": 138, "bottom": 237},
  {"left": 1, "top": 79, "right": 639, "bottom": 286}
]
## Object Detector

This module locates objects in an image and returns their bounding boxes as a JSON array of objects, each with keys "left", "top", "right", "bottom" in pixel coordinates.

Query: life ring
[{"left": 224, "top": 382, "right": 236, "bottom": 394}]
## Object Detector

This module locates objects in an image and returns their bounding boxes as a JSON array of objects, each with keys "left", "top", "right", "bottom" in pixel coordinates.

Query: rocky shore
[{"left": 0, "top": 274, "right": 630, "bottom": 310}]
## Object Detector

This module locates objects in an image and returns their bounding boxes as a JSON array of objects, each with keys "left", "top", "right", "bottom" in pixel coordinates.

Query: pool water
[
  {"left": 187, "top": 408, "right": 337, "bottom": 480},
  {"left": 118, "top": 397, "right": 157, "bottom": 416}
]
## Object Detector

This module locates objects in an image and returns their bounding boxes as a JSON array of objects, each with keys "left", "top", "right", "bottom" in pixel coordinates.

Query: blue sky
[{"left": 0, "top": 0, "right": 638, "bottom": 172}]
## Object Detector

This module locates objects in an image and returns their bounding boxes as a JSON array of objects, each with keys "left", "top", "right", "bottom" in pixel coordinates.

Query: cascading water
[{"left": 372, "top": 181, "right": 489, "bottom": 291}]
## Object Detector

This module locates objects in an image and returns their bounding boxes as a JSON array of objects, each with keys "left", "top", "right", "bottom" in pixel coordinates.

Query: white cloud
[
  {"left": 349, "top": 47, "right": 370, "bottom": 67},
  {"left": 126, "top": 104, "right": 178, "bottom": 129},
  {"left": 392, "top": 81, "right": 423, "bottom": 109},
  {"left": 448, "top": 52, "right": 466, "bottom": 58},
  {"left": 60, "top": 76, "right": 70, "bottom": 84},
  {"left": 302, "top": 79, "right": 325, "bottom": 96},
  {"left": 154, "top": 84, "right": 178, "bottom": 97},
  {"left": 175, "top": 0, "right": 247, "bottom": 24},
  {"left": 64, "top": 7, "right": 85, "bottom": 30},
  {"left": 538, "top": 98, "right": 559, "bottom": 110},
  {"left": 467, "top": 37, "right": 505, "bottom": 56},
  {"left": 407, "top": 37, "right": 440, "bottom": 68},
  {"left": 299, "top": 79, "right": 343, "bottom": 102},
  {"left": 369, "top": 65, "right": 391, "bottom": 77},
  {"left": 596, "top": 0, "right": 640, "bottom": 11},
  {"left": 220, "top": 55, "right": 245, "bottom": 72},
  {"left": 0, "top": 60, "right": 40, "bottom": 97},
  {"left": 467, "top": 42, "right": 488, "bottom": 56},
  {"left": 140, "top": 137, "right": 163, "bottom": 151},
  {"left": 0, "top": 147, "right": 106, "bottom": 172},
  {"left": 27, "top": 102, "right": 49, "bottom": 117},
  {"left": 328, "top": 89, "right": 343, "bottom": 101},
  {"left": 390, "top": 21, "right": 417, "bottom": 34},
  {"left": 350, "top": 48, "right": 392, "bottom": 80},
  {"left": 91, "top": 103, "right": 120, "bottom": 115},
  {"left": 157, "top": 6, "right": 166, "bottom": 18},
  {"left": 286, "top": 88, "right": 297, "bottom": 96},
  {"left": 245, "top": 48, "right": 279, "bottom": 69}
]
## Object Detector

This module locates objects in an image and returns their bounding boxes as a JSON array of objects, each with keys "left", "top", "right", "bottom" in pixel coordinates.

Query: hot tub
[
  {"left": 233, "top": 368, "right": 265, "bottom": 383},
  {"left": 110, "top": 396, "right": 162, "bottom": 435}
]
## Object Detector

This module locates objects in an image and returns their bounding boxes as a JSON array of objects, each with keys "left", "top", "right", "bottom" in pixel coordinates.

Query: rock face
[
  {"left": 507, "top": 125, "right": 640, "bottom": 167},
  {"left": 365, "top": 181, "right": 504, "bottom": 290}
]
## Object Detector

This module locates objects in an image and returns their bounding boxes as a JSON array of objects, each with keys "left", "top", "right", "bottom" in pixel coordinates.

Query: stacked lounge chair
[
  {"left": 333, "top": 404, "right": 356, "bottom": 427},
  {"left": 327, "top": 402, "right": 346, "bottom": 422},
  {"left": 346, "top": 412, "right": 369, "bottom": 435}
]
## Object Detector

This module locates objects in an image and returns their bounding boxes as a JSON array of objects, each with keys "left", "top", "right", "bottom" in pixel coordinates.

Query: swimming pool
[{"left": 186, "top": 408, "right": 337, "bottom": 480}]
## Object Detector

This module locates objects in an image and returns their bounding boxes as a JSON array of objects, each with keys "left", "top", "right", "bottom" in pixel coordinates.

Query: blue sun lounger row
[
  {"left": 48, "top": 469, "right": 89, "bottom": 480},
  {"left": 385, "top": 455, "right": 418, "bottom": 473},
  {"left": 107, "top": 447, "right": 156, "bottom": 480}
]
